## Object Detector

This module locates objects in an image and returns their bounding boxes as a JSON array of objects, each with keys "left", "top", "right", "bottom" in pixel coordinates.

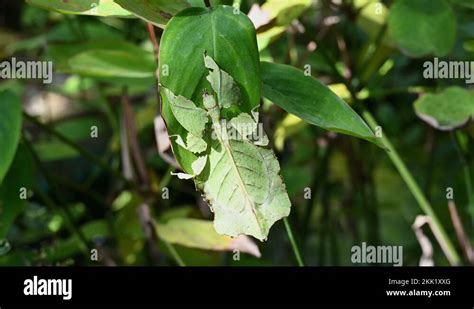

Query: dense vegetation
[{"left": 0, "top": 0, "right": 473, "bottom": 266}]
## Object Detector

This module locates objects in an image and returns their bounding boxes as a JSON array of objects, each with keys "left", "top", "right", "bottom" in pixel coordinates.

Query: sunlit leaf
[
  {"left": 261, "top": 62, "right": 381, "bottom": 146},
  {"left": 26, "top": 0, "right": 131, "bottom": 17},
  {"left": 156, "top": 218, "right": 261, "bottom": 257}
]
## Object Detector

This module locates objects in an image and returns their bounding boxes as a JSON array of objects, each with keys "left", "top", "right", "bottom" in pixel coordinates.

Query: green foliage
[
  {"left": 156, "top": 217, "right": 261, "bottom": 257},
  {"left": 163, "top": 55, "right": 291, "bottom": 241},
  {"left": 261, "top": 62, "right": 380, "bottom": 146},
  {"left": 160, "top": 5, "right": 261, "bottom": 173},
  {"left": 388, "top": 0, "right": 456, "bottom": 57},
  {"left": 114, "top": 0, "right": 194, "bottom": 28},
  {"left": 26, "top": 0, "right": 131, "bottom": 17},
  {"left": 0, "top": 0, "right": 472, "bottom": 267},
  {"left": 414, "top": 87, "right": 474, "bottom": 131},
  {"left": 0, "top": 91, "right": 22, "bottom": 184},
  {"left": 0, "top": 145, "right": 34, "bottom": 239}
]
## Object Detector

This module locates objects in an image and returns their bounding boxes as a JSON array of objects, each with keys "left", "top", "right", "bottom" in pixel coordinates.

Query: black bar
[{"left": 0, "top": 267, "right": 473, "bottom": 306}]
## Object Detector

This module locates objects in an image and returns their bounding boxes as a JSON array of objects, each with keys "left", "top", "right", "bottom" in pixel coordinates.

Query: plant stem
[
  {"left": 163, "top": 241, "right": 186, "bottom": 266},
  {"left": 450, "top": 132, "right": 474, "bottom": 227},
  {"left": 361, "top": 110, "right": 461, "bottom": 265},
  {"left": 284, "top": 217, "right": 305, "bottom": 266}
]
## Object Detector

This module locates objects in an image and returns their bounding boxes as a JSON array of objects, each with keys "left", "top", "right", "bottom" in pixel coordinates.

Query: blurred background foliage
[{"left": 0, "top": 0, "right": 473, "bottom": 266}]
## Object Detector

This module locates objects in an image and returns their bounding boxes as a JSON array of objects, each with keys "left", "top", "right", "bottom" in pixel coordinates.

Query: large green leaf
[
  {"left": 159, "top": 5, "right": 261, "bottom": 172},
  {"left": 0, "top": 91, "right": 22, "bottom": 184},
  {"left": 114, "top": 0, "right": 192, "bottom": 28},
  {"left": 26, "top": 0, "right": 131, "bottom": 17},
  {"left": 49, "top": 40, "right": 156, "bottom": 80},
  {"left": 0, "top": 144, "right": 34, "bottom": 239},
  {"left": 260, "top": 62, "right": 380, "bottom": 146},
  {"left": 388, "top": 0, "right": 456, "bottom": 57},
  {"left": 156, "top": 218, "right": 261, "bottom": 257},
  {"left": 66, "top": 49, "right": 155, "bottom": 79},
  {"left": 414, "top": 87, "right": 474, "bottom": 131}
]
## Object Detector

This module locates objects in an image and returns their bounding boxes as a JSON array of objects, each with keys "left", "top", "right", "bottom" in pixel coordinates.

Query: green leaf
[
  {"left": 26, "top": 0, "right": 131, "bottom": 17},
  {"left": 114, "top": 0, "right": 192, "bottom": 28},
  {"left": 156, "top": 218, "right": 261, "bottom": 257},
  {"left": 159, "top": 5, "right": 261, "bottom": 173},
  {"left": 0, "top": 91, "right": 22, "bottom": 184},
  {"left": 34, "top": 141, "right": 79, "bottom": 162},
  {"left": 450, "top": 0, "right": 474, "bottom": 9},
  {"left": 66, "top": 48, "right": 156, "bottom": 79},
  {"left": 414, "top": 87, "right": 474, "bottom": 131},
  {"left": 388, "top": 0, "right": 456, "bottom": 57},
  {"left": 260, "top": 62, "right": 380, "bottom": 146},
  {"left": 0, "top": 144, "right": 34, "bottom": 239}
]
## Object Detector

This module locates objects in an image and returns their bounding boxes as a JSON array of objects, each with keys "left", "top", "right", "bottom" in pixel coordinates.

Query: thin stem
[
  {"left": 362, "top": 110, "right": 461, "bottom": 265},
  {"left": 163, "top": 241, "right": 186, "bottom": 266},
  {"left": 284, "top": 217, "right": 305, "bottom": 266}
]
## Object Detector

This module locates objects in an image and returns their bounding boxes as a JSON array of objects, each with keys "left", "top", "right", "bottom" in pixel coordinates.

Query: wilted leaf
[
  {"left": 414, "top": 87, "right": 474, "bottom": 131},
  {"left": 0, "top": 91, "right": 22, "bottom": 184},
  {"left": 156, "top": 218, "right": 261, "bottom": 257},
  {"left": 388, "top": 0, "right": 456, "bottom": 57},
  {"left": 261, "top": 62, "right": 380, "bottom": 146}
]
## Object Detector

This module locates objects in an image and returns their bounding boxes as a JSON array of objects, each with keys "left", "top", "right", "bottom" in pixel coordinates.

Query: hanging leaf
[
  {"left": 260, "top": 62, "right": 381, "bottom": 146},
  {"left": 0, "top": 91, "right": 22, "bottom": 184},
  {"left": 114, "top": 0, "right": 194, "bottom": 28},
  {"left": 163, "top": 53, "right": 291, "bottom": 241},
  {"left": 26, "top": 0, "right": 132, "bottom": 17},
  {"left": 159, "top": 5, "right": 261, "bottom": 173},
  {"left": 156, "top": 218, "right": 261, "bottom": 257},
  {"left": 65, "top": 48, "right": 156, "bottom": 79},
  {"left": 388, "top": 0, "right": 456, "bottom": 57},
  {"left": 414, "top": 87, "right": 474, "bottom": 131}
]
